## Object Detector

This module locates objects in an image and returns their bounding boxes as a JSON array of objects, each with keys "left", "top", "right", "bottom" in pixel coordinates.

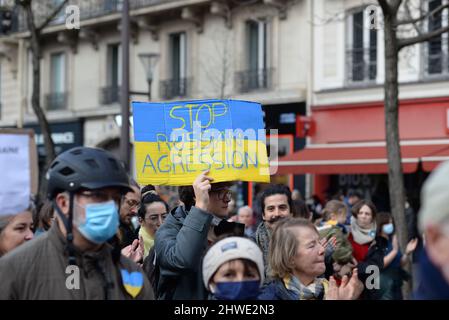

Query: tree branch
[
  {"left": 23, "top": 1, "right": 39, "bottom": 41},
  {"left": 378, "top": 0, "right": 392, "bottom": 15},
  {"left": 398, "top": 25, "right": 449, "bottom": 49},
  {"left": 402, "top": 0, "right": 422, "bottom": 36},
  {"left": 36, "top": 0, "right": 70, "bottom": 32},
  {"left": 397, "top": 3, "right": 449, "bottom": 25}
]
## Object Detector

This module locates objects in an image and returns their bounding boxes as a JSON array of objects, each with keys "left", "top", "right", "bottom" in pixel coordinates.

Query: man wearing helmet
[{"left": 0, "top": 147, "right": 154, "bottom": 300}]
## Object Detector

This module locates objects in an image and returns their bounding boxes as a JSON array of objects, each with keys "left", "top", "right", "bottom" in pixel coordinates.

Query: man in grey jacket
[{"left": 154, "top": 170, "right": 235, "bottom": 300}]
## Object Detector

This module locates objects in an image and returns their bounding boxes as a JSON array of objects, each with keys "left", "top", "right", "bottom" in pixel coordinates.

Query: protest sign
[
  {"left": 132, "top": 99, "right": 270, "bottom": 186},
  {"left": 0, "top": 129, "right": 38, "bottom": 216}
]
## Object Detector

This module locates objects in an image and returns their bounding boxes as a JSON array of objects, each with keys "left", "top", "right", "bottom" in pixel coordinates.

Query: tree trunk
[
  {"left": 24, "top": 2, "right": 56, "bottom": 203},
  {"left": 383, "top": 11, "right": 411, "bottom": 298}
]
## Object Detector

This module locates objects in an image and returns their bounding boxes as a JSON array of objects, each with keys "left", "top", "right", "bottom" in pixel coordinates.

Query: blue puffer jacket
[
  {"left": 258, "top": 279, "right": 300, "bottom": 300},
  {"left": 414, "top": 249, "right": 449, "bottom": 300}
]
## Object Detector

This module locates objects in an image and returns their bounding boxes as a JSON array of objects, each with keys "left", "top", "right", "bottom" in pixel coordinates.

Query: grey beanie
[{"left": 202, "top": 236, "right": 264, "bottom": 289}]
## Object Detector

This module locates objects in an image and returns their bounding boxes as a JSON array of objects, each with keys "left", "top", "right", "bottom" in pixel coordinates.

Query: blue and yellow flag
[{"left": 132, "top": 99, "right": 270, "bottom": 186}]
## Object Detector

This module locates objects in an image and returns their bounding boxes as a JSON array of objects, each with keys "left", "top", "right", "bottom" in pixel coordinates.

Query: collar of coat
[{"left": 47, "top": 222, "right": 113, "bottom": 268}]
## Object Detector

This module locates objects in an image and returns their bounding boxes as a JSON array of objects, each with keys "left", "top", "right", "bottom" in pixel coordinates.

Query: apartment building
[
  {"left": 278, "top": 0, "right": 449, "bottom": 209},
  {"left": 0, "top": 0, "right": 309, "bottom": 204}
]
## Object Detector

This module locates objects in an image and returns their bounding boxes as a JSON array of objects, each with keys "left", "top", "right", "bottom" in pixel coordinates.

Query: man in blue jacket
[
  {"left": 414, "top": 161, "right": 449, "bottom": 299},
  {"left": 154, "top": 170, "right": 239, "bottom": 300}
]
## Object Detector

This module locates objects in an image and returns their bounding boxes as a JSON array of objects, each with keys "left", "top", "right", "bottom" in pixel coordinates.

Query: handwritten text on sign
[{"left": 132, "top": 99, "right": 270, "bottom": 186}]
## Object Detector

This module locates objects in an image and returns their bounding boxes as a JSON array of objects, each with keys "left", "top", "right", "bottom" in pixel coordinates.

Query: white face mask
[{"left": 131, "top": 216, "right": 140, "bottom": 230}]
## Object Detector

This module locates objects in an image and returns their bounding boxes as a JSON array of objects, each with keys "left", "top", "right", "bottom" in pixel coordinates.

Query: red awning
[{"left": 275, "top": 143, "right": 449, "bottom": 175}]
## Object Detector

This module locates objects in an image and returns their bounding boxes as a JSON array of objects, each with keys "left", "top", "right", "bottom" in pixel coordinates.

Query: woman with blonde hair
[{"left": 259, "top": 217, "right": 363, "bottom": 300}]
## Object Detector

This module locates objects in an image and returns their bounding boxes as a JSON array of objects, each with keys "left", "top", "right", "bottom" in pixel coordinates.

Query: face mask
[
  {"left": 213, "top": 280, "right": 260, "bottom": 300},
  {"left": 34, "top": 228, "right": 46, "bottom": 237},
  {"left": 131, "top": 216, "right": 140, "bottom": 230},
  {"left": 76, "top": 200, "right": 119, "bottom": 244},
  {"left": 382, "top": 223, "right": 394, "bottom": 235}
]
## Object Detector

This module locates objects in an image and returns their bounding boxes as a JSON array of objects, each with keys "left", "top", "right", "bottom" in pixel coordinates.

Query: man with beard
[{"left": 254, "top": 184, "right": 294, "bottom": 283}]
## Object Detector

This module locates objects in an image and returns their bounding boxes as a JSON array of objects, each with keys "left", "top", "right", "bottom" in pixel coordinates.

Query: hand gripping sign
[{"left": 132, "top": 99, "right": 270, "bottom": 186}]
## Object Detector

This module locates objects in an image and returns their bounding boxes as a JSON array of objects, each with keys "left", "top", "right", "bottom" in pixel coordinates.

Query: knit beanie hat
[{"left": 202, "top": 236, "right": 264, "bottom": 289}]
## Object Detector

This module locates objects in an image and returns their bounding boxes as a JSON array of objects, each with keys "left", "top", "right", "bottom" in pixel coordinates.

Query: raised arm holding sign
[{"left": 132, "top": 99, "right": 270, "bottom": 186}]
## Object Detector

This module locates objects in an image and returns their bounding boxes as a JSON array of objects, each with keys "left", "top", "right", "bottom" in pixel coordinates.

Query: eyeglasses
[
  {"left": 210, "top": 188, "right": 232, "bottom": 202},
  {"left": 124, "top": 198, "right": 141, "bottom": 210},
  {"left": 79, "top": 190, "right": 122, "bottom": 205},
  {"left": 145, "top": 213, "right": 169, "bottom": 224}
]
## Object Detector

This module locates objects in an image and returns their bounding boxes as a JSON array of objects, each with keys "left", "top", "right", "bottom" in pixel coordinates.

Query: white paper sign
[{"left": 0, "top": 134, "right": 30, "bottom": 216}]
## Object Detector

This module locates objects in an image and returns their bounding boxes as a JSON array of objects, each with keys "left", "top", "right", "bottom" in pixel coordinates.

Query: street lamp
[{"left": 138, "top": 53, "right": 159, "bottom": 101}]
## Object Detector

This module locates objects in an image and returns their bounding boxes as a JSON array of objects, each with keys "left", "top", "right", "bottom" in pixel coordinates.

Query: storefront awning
[{"left": 275, "top": 143, "right": 449, "bottom": 175}]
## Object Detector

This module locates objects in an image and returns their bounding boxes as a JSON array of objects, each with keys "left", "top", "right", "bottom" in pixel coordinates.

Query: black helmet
[{"left": 47, "top": 147, "right": 133, "bottom": 200}]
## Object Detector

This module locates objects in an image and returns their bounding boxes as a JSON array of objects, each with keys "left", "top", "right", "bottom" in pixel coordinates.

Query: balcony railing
[
  {"left": 235, "top": 68, "right": 274, "bottom": 93},
  {"left": 45, "top": 92, "right": 68, "bottom": 110},
  {"left": 160, "top": 78, "right": 190, "bottom": 100},
  {"left": 100, "top": 86, "right": 121, "bottom": 105},
  {"left": 14, "top": 0, "right": 182, "bottom": 32},
  {"left": 345, "top": 47, "right": 377, "bottom": 84}
]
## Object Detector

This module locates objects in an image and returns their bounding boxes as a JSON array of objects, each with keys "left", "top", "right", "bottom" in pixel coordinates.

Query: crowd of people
[{"left": 0, "top": 146, "right": 448, "bottom": 300}]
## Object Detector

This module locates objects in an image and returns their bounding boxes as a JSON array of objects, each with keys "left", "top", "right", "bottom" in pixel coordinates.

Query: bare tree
[
  {"left": 378, "top": 0, "right": 449, "bottom": 297},
  {"left": 200, "top": 28, "right": 234, "bottom": 99},
  {"left": 16, "top": 0, "right": 70, "bottom": 201}
]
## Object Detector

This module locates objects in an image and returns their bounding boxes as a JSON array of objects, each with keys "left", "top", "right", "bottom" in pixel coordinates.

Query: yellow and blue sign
[{"left": 132, "top": 99, "right": 270, "bottom": 186}]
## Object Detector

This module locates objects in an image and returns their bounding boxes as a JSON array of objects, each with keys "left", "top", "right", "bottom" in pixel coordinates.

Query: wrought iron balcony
[
  {"left": 45, "top": 92, "right": 68, "bottom": 110},
  {"left": 100, "top": 86, "right": 121, "bottom": 105},
  {"left": 345, "top": 47, "right": 377, "bottom": 84},
  {"left": 160, "top": 78, "right": 190, "bottom": 100},
  {"left": 10, "top": 0, "right": 183, "bottom": 32},
  {"left": 235, "top": 68, "right": 274, "bottom": 93}
]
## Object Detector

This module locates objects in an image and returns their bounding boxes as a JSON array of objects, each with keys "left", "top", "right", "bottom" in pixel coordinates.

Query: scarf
[
  {"left": 138, "top": 226, "right": 154, "bottom": 259},
  {"left": 350, "top": 216, "right": 376, "bottom": 245},
  {"left": 283, "top": 274, "right": 328, "bottom": 300},
  {"left": 255, "top": 222, "right": 272, "bottom": 280}
]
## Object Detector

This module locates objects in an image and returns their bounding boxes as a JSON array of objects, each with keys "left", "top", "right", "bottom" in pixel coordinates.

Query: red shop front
[{"left": 276, "top": 96, "right": 449, "bottom": 209}]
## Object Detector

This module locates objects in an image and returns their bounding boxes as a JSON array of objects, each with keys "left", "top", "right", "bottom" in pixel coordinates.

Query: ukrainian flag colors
[
  {"left": 120, "top": 269, "right": 143, "bottom": 298},
  {"left": 132, "top": 99, "right": 270, "bottom": 186}
]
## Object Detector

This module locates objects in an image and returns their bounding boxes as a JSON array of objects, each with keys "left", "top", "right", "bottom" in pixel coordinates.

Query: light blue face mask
[
  {"left": 76, "top": 200, "right": 119, "bottom": 244},
  {"left": 382, "top": 223, "right": 394, "bottom": 235}
]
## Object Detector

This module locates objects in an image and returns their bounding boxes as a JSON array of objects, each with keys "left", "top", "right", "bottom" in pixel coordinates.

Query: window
[
  {"left": 107, "top": 43, "right": 121, "bottom": 88},
  {"left": 346, "top": 7, "right": 378, "bottom": 83},
  {"left": 47, "top": 52, "right": 67, "bottom": 110},
  {"left": 236, "top": 19, "right": 271, "bottom": 93},
  {"left": 51, "top": 0, "right": 66, "bottom": 25},
  {"left": 426, "top": 0, "right": 449, "bottom": 76},
  {"left": 247, "top": 19, "right": 268, "bottom": 89},
  {"left": 160, "top": 32, "right": 187, "bottom": 99},
  {"left": 101, "top": 43, "right": 121, "bottom": 104},
  {"left": 170, "top": 32, "right": 186, "bottom": 89}
]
